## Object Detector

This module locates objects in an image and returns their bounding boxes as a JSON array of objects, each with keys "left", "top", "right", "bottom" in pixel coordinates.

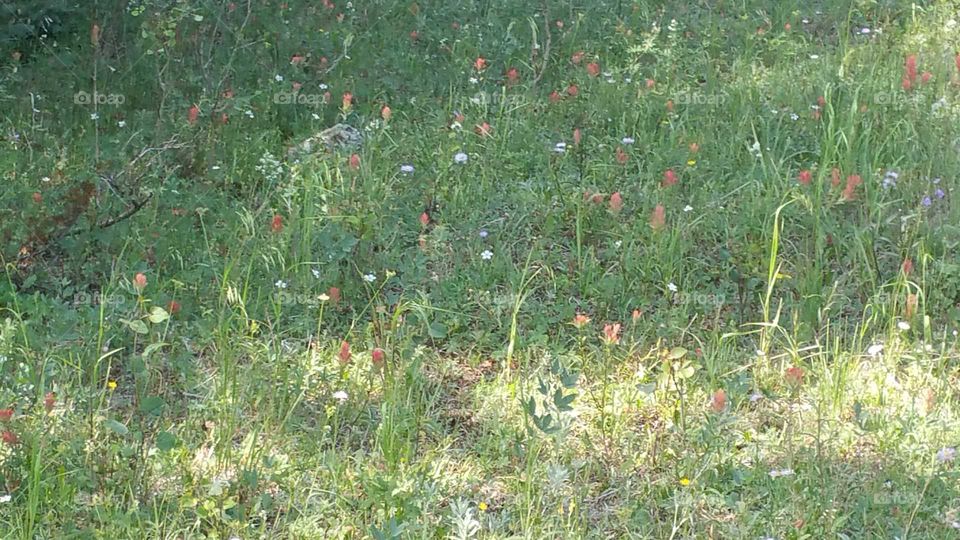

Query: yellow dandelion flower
[
  {"left": 478, "top": 501, "right": 488, "bottom": 512},
  {"left": 687, "top": 159, "right": 697, "bottom": 166},
  {"left": 107, "top": 380, "right": 117, "bottom": 390},
  {"left": 679, "top": 477, "right": 691, "bottom": 486}
]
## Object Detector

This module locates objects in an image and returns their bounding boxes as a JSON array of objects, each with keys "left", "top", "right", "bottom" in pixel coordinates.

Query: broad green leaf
[
  {"left": 156, "top": 431, "right": 177, "bottom": 451},
  {"left": 122, "top": 319, "right": 149, "bottom": 334},
  {"left": 140, "top": 396, "right": 165, "bottom": 416},
  {"left": 104, "top": 419, "right": 129, "bottom": 436},
  {"left": 148, "top": 307, "right": 170, "bottom": 324}
]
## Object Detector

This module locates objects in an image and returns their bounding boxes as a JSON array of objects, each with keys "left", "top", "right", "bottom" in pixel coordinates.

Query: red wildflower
[
  {"left": 905, "top": 293, "right": 918, "bottom": 318},
  {"left": 650, "top": 204, "right": 666, "bottom": 230},
  {"left": 381, "top": 105, "right": 392, "bottom": 121},
  {"left": 474, "top": 57, "right": 487, "bottom": 71},
  {"left": 409, "top": 30, "right": 419, "bottom": 42},
  {"left": 0, "top": 409, "right": 12, "bottom": 422},
  {"left": 549, "top": 90, "right": 562, "bottom": 103},
  {"left": 338, "top": 340, "right": 351, "bottom": 364},
  {"left": 661, "top": 169, "right": 677, "bottom": 187},
  {"left": 187, "top": 105, "right": 199, "bottom": 125},
  {"left": 371, "top": 348, "right": 385, "bottom": 367},
  {"left": 133, "top": 273, "right": 147, "bottom": 291},
  {"left": 586, "top": 62, "right": 600, "bottom": 77},
  {"left": 454, "top": 111, "right": 465, "bottom": 123},
  {"left": 632, "top": 309, "right": 642, "bottom": 322},
  {"left": 666, "top": 99, "right": 674, "bottom": 112},
  {"left": 419, "top": 212, "right": 430, "bottom": 227},
  {"left": 831, "top": 167, "right": 841, "bottom": 187},
  {"left": 341, "top": 92, "right": 353, "bottom": 110},
  {"left": 905, "top": 54, "right": 917, "bottom": 85},
  {"left": 591, "top": 193, "right": 604, "bottom": 204},
  {"left": 841, "top": 174, "right": 862, "bottom": 200},
  {"left": 292, "top": 81, "right": 303, "bottom": 91},
  {"left": 921, "top": 71, "right": 932, "bottom": 84},
  {"left": 571, "top": 314, "right": 590, "bottom": 329},
  {"left": 43, "top": 392, "right": 55, "bottom": 412},
  {"left": 956, "top": 53, "right": 960, "bottom": 73},
  {"left": 710, "top": 389, "right": 727, "bottom": 412},
  {"left": 506, "top": 67, "right": 519, "bottom": 84},
  {"left": 646, "top": 78, "right": 655, "bottom": 89},
  {"left": 328, "top": 286, "right": 341, "bottom": 303},
  {"left": 798, "top": 169, "right": 812, "bottom": 186},
  {"left": 475, "top": 122, "right": 492, "bottom": 137},
  {"left": 901, "top": 258, "right": 913, "bottom": 276},
  {"left": 566, "top": 84, "right": 579, "bottom": 97},
  {"left": 602, "top": 323, "right": 621, "bottom": 345},
  {"left": 785, "top": 365, "right": 805, "bottom": 386},
  {"left": 349, "top": 153, "right": 361, "bottom": 170},
  {"left": 817, "top": 95, "right": 826, "bottom": 107},
  {"left": 615, "top": 146, "right": 628, "bottom": 164},
  {"left": 571, "top": 51, "right": 585, "bottom": 65},
  {"left": 271, "top": 214, "right": 284, "bottom": 233},
  {"left": 167, "top": 300, "right": 181, "bottom": 315},
  {"left": 902, "top": 77, "right": 912, "bottom": 91},
  {"left": 572, "top": 128, "right": 582, "bottom": 146},
  {"left": 290, "top": 54, "right": 306, "bottom": 65},
  {"left": 1, "top": 431, "right": 17, "bottom": 445},
  {"left": 609, "top": 192, "right": 623, "bottom": 213}
]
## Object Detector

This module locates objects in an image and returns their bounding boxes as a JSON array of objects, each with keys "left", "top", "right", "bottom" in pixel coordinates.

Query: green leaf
[
  {"left": 21, "top": 274, "right": 36, "bottom": 289},
  {"left": 140, "top": 396, "right": 165, "bottom": 416},
  {"left": 668, "top": 347, "right": 688, "bottom": 360},
  {"left": 148, "top": 307, "right": 170, "bottom": 324},
  {"left": 142, "top": 342, "right": 167, "bottom": 358},
  {"left": 122, "top": 319, "right": 149, "bottom": 334},
  {"left": 427, "top": 322, "right": 447, "bottom": 338},
  {"left": 104, "top": 419, "right": 129, "bottom": 436},
  {"left": 156, "top": 431, "right": 177, "bottom": 451}
]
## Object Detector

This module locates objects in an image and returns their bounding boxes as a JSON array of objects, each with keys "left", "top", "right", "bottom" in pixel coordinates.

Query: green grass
[{"left": 1, "top": 0, "right": 960, "bottom": 538}]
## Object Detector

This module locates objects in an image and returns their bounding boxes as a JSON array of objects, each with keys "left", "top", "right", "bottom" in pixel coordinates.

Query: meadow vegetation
[{"left": 1, "top": 0, "right": 959, "bottom": 538}]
